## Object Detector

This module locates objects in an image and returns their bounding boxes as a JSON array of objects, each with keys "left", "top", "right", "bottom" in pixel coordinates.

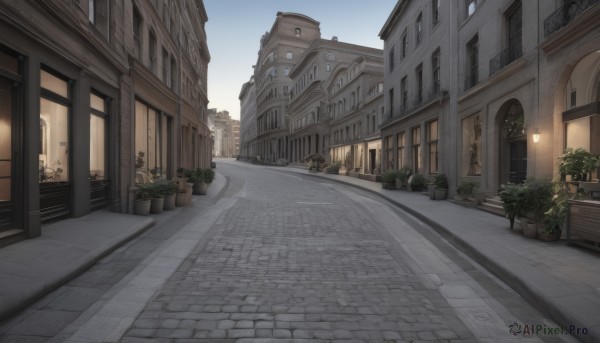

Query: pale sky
[{"left": 204, "top": 0, "right": 397, "bottom": 120}]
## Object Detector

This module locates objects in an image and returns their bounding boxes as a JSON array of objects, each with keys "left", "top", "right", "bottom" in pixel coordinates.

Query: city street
[{"left": 0, "top": 160, "right": 576, "bottom": 342}]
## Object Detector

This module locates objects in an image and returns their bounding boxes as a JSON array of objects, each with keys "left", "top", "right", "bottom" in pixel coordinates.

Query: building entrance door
[
  {"left": 369, "top": 149, "right": 376, "bottom": 174},
  {"left": 0, "top": 77, "right": 19, "bottom": 231},
  {"left": 509, "top": 140, "right": 527, "bottom": 184}
]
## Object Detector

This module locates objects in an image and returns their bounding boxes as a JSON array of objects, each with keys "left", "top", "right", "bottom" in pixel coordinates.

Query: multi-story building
[
  {"left": 254, "top": 12, "right": 320, "bottom": 162},
  {"left": 208, "top": 109, "right": 239, "bottom": 157},
  {"left": 287, "top": 38, "right": 383, "bottom": 169},
  {"left": 379, "top": 0, "right": 600, "bottom": 197},
  {"left": 326, "top": 52, "right": 384, "bottom": 176},
  {"left": 239, "top": 76, "right": 257, "bottom": 159},
  {"left": 379, "top": 0, "right": 453, "bottom": 186},
  {"left": 0, "top": 0, "right": 211, "bottom": 246}
]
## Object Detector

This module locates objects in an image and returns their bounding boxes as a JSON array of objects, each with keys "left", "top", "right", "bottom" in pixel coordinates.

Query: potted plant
[
  {"left": 519, "top": 178, "right": 554, "bottom": 239},
  {"left": 325, "top": 161, "right": 342, "bottom": 174},
  {"left": 134, "top": 183, "right": 153, "bottom": 215},
  {"left": 499, "top": 183, "right": 523, "bottom": 231},
  {"left": 396, "top": 166, "right": 411, "bottom": 190},
  {"left": 454, "top": 181, "right": 479, "bottom": 207},
  {"left": 189, "top": 169, "right": 206, "bottom": 195},
  {"left": 409, "top": 173, "right": 428, "bottom": 192},
  {"left": 558, "top": 148, "right": 600, "bottom": 190},
  {"left": 541, "top": 182, "right": 578, "bottom": 241},
  {"left": 382, "top": 170, "right": 398, "bottom": 190},
  {"left": 176, "top": 167, "right": 185, "bottom": 178},
  {"left": 203, "top": 167, "right": 215, "bottom": 184},
  {"left": 156, "top": 180, "right": 178, "bottom": 210},
  {"left": 146, "top": 183, "right": 164, "bottom": 214},
  {"left": 433, "top": 173, "right": 448, "bottom": 200}
]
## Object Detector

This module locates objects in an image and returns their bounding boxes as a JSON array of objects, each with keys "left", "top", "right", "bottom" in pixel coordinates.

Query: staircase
[{"left": 478, "top": 196, "right": 505, "bottom": 217}]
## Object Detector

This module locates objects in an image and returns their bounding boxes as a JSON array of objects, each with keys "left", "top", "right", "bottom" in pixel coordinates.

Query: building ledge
[
  {"left": 457, "top": 57, "right": 527, "bottom": 104},
  {"left": 540, "top": 3, "right": 600, "bottom": 55}
]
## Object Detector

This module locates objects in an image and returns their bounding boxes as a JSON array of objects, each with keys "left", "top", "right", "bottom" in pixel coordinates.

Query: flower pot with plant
[
  {"left": 156, "top": 180, "right": 178, "bottom": 210},
  {"left": 134, "top": 183, "right": 153, "bottom": 215},
  {"left": 558, "top": 148, "right": 600, "bottom": 191},
  {"left": 499, "top": 183, "right": 524, "bottom": 231},
  {"left": 146, "top": 183, "right": 164, "bottom": 214},
  {"left": 520, "top": 178, "right": 554, "bottom": 239},
  {"left": 396, "top": 166, "right": 411, "bottom": 190},
  {"left": 433, "top": 173, "right": 448, "bottom": 200}
]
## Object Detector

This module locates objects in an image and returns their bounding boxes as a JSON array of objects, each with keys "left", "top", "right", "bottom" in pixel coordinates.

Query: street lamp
[{"left": 533, "top": 128, "right": 540, "bottom": 143}]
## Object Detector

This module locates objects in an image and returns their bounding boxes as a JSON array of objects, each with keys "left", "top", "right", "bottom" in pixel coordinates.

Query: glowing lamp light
[{"left": 533, "top": 129, "right": 540, "bottom": 143}]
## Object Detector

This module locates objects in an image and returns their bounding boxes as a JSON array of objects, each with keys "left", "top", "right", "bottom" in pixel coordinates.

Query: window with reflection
[
  {"left": 90, "top": 93, "right": 107, "bottom": 180},
  {"left": 40, "top": 70, "right": 70, "bottom": 183},
  {"left": 397, "top": 132, "right": 405, "bottom": 169},
  {"left": 412, "top": 126, "right": 421, "bottom": 173},
  {"left": 135, "top": 100, "right": 170, "bottom": 182},
  {"left": 428, "top": 120, "right": 439, "bottom": 174}
]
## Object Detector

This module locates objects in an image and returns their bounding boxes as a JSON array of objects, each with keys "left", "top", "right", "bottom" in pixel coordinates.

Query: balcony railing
[
  {"left": 489, "top": 44, "right": 522, "bottom": 76},
  {"left": 544, "top": 0, "right": 600, "bottom": 37},
  {"left": 380, "top": 87, "right": 446, "bottom": 128}
]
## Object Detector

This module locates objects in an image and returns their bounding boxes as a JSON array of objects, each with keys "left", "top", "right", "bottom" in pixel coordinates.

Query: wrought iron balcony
[
  {"left": 544, "top": 0, "right": 600, "bottom": 37},
  {"left": 489, "top": 44, "right": 522, "bottom": 76}
]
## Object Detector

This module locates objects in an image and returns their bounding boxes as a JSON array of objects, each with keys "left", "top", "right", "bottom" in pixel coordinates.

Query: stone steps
[{"left": 478, "top": 196, "right": 505, "bottom": 217}]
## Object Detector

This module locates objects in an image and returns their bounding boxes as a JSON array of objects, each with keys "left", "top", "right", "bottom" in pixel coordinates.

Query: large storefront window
[
  {"left": 397, "top": 132, "right": 405, "bottom": 169},
  {"left": 463, "top": 114, "right": 482, "bottom": 176},
  {"left": 386, "top": 136, "right": 394, "bottom": 170},
  {"left": 135, "top": 100, "right": 170, "bottom": 182},
  {"left": 40, "top": 68, "right": 71, "bottom": 222},
  {"left": 428, "top": 120, "right": 439, "bottom": 174},
  {"left": 40, "top": 71, "right": 70, "bottom": 183},
  {"left": 90, "top": 93, "right": 106, "bottom": 180},
  {"left": 411, "top": 126, "right": 421, "bottom": 173}
]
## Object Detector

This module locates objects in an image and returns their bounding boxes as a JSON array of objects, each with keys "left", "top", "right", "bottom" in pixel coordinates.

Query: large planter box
[{"left": 567, "top": 200, "right": 600, "bottom": 251}]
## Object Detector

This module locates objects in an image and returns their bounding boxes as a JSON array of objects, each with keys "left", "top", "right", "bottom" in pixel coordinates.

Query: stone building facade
[
  {"left": 0, "top": 0, "right": 211, "bottom": 246},
  {"left": 380, "top": 0, "right": 600, "bottom": 196},
  {"left": 239, "top": 77, "right": 257, "bottom": 159},
  {"left": 208, "top": 109, "right": 239, "bottom": 157},
  {"left": 254, "top": 12, "right": 320, "bottom": 163}
]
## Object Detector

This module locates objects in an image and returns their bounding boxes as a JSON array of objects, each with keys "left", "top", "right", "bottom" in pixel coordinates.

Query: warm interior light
[{"left": 533, "top": 129, "right": 540, "bottom": 143}]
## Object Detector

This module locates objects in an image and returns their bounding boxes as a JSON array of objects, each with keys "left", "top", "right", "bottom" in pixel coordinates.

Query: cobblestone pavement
[{"left": 119, "top": 162, "right": 561, "bottom": 343}]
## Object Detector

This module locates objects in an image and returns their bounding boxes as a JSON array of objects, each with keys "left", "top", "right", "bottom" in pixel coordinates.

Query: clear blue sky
[{"left": 204, "top": 0, "right": 397, "bottom": 120}]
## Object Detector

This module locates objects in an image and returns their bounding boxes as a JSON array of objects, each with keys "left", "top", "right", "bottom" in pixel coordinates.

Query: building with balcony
[
  {"left": 380, "top": 0, "right": 600, "bottom": 198},
  {"left": 254, "top": 12, "right": 320, "bottom": 163},
  {"left": 0, "top": 0, "right": 211, "bottom": 246}
]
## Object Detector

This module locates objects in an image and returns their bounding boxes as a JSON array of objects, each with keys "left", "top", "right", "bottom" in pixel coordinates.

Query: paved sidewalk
[
  {"left": 279, "top": 165, "right": 600, "bottom": 343},
  {"left": 0, "top": 172, "right": 227, "bottom": 326}
]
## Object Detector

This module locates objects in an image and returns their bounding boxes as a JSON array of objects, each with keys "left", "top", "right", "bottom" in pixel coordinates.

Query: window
[
  {"left": 387, "top": 136, "right": 394, "bottom": 170},
  {"left": 295, "top": 28, "right": 301, "bottom": 37},
  {"left": 571, "top": 90, "right": 576, "bottom": 108},
  {"left": 506, "top": 0, "right": 522, "bottom": 64},
  {"left": 90, "top": 93, "right": 107, "bottom": 181},
  {"left": 389, "top": 88, "right": 394, "bottom": 117},
  {"left": 283, "top": 86, "right": 288, "bottom": 95},
  {"left": 286, "top": 51, "right": 293, "bottom": 59},
  {"left": 401, "top": 76, "right": 408, "bottom": 110},
  {"left": 401, "top": 30, "right": 408, "bottom": 58},
  {"left": 133, "top": 6, "right": 142, "bottom": 59},
  {"left": 162, "top": 48, "right": 169, "bottom": 84},
  {"left": 372, "top": 115, "right": 376, "bottom": 133},
  {"left": 40, "top": 69, "right": 70, "bottom": 183},
  {"left": 170, "top": 57, "right": 176, "bottom": 90},
  {"left": 467, "top": 0, "right": 477, "bottom": 17},
  {"left": 411, "top": 126, "right": 421, "bottom": 173},
  {"left": 432, "top": 48, "right": 441, "bottom": 94},
  {"left": 466, "top": 35, "right": 478, "bottom": 89},
  {"left": 149, "top": 29, "right": 157, "bottom": 73},
  {"left": 89, "top": 0, "right": 110, "bottom": 39},
  {"left": 135, "top": 100, "right": 170, "bottom": 180},
  {"left": 462, "top": 114, "right": 481, "bottom": 175},
  {"left": 433, "top": 0, "right": 441, "bottom": 24},
  {"left": 397, "top": 132, "right": 405, "bottom": 169},
  {"left": 416, "top": 64, "right": 423, "bottom": 103},
  {"left": 389, "top": 47, "right": 395, "bottom": 71},
  {"left": 428, "top": 120, "right": 439, "bottom": 173},
  {"left": 284, "top": 67, "right": 289, "bottom": 76},
  {"left": 326, "top": 64, "right": 331, "bottom": 72},
  {"left": 416, "top": 13, "right": 423, "bottom": 44}
]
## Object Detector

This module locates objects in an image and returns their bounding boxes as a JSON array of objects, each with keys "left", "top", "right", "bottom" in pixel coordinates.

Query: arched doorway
[{"left": 499, "top": 100, "right": 527, "bottom": 185}]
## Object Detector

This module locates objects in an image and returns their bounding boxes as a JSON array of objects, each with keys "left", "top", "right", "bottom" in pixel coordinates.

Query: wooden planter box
[{"left": 567, "top": 200, "right": 600, "bottom": 251}]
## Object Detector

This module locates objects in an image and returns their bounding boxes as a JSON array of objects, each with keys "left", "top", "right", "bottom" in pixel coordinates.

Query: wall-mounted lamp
[{"left": 533, "top": 128, "right": 540, "bottom": 143}]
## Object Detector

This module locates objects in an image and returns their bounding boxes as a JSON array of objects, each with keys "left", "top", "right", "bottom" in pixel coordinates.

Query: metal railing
[
  {"left": 489, "top": 43, "right": 522, "bottom": 76},
  {"left": 544, "top": 0, "right": 600, "bottom": 37}
]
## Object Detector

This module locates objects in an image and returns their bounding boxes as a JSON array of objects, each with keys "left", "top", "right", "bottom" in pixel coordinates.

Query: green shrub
[
  {"left": 521, "top": 178, "right": 554, "bottom": 224},
  {"left": 410, "top": 173, "right": 428, "bottom": 191},
  {"left": 398, "top": 166, "right": 412, "bottom": 183},
  {"left": 434, "top": 173, "right": 448, "bottom": 189},
  {"left": 202, "top": 168, "right": 215, "bottom": 183},
  {"left": 155, "top": 180, "right": 178, "bottom": 196},
  {"left": 457, "top": 181, "right": 479, "bottom": 199},
  {"left": 499, "top": 183, "right": 524, "bottom": 229},
  {"left": 382, "top": 170, "right": 398, "bottom": 185}
]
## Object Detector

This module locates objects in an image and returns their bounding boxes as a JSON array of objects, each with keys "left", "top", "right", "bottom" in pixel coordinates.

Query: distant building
[
  {"left": 239, "top": 77, "right": 257, "bottom": 159},
  {"left": 0, "top": 0, "right": 212, "bottom": 246},
  {"left": 208, "top": 109, "right": 240, "bottom": 157}
]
